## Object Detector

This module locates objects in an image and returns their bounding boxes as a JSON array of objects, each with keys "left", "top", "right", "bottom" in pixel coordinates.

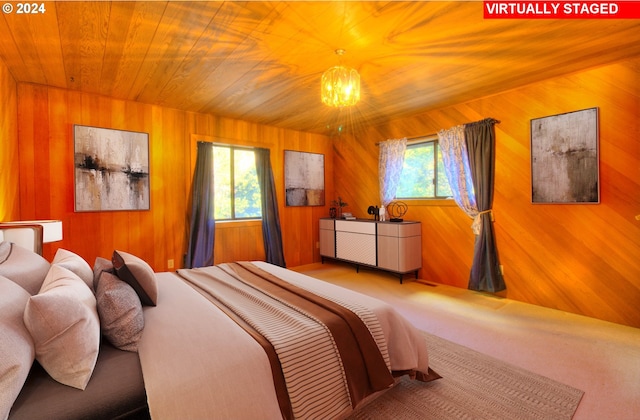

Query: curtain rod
[
  {"left": 197, "top": 140, "right": 259, "bottom": 151},
  {"left": 375, "top": 118, "right": 501, "bottom": 146},
  {"left": 376, "top": 133, "right": 437, "bottom": 146}
]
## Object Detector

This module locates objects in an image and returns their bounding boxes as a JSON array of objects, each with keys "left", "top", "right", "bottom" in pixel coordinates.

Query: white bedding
[{"left": 138, "top": 262, "right": 430, "bottom": 420}]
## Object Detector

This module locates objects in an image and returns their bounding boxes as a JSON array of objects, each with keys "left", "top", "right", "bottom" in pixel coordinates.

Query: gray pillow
[
  {"left": 0, "top": 275, "right": 35, "bottom": 420},
  {"left": 0, "top": 241, "right": 50, "bottom": 295},
  {"left": 93, "top": 256, "right": 114, "bottom": 291},
  {"left": 96, "top": 271, "right": 144, "bottom": 352}
]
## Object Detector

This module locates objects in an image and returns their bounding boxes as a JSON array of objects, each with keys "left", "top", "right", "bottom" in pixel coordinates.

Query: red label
[{"left": 484, "top": 1, "right": 640, "bottom": 19}]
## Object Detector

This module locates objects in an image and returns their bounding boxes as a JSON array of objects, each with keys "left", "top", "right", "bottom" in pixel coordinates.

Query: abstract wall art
[
  {"left": 284, "top": 150, "right": 325, "bottom": 206},
  {"left": 74, "top": 125, "right": 150, "bottom": 211},
  {"left": 530, "top": 108, "right": 599, "bottom": 204}
]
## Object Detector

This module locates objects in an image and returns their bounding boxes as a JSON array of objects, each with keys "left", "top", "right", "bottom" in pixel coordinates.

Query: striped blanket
[
  {"left": 177, "top": 262, "right": 395, "bottom": 419},
  {"left": 138, "top": 262, "right": 434, "bottom": 420}
]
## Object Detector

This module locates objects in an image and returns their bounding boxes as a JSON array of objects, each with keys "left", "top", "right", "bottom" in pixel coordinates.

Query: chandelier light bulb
[{"left": 321, "top": 50, "right": 360, "bottom": 107}]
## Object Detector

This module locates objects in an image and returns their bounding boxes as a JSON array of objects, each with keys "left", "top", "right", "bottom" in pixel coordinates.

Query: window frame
[
  {"left": 212, "top": 144, "right": 262, "bottom": 222},
  {"left": 395, "top": 136, "right": 453, "bottom": 201}
]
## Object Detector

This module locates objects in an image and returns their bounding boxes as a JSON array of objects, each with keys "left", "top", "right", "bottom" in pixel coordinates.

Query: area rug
[{"left": 347, "top": 332, "right": 584, "bottom": 420}]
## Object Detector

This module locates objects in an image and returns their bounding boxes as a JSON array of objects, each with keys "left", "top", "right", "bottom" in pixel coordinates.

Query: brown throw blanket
[{"left": 177, "top": 262, "right": 395, "bottom": 420}]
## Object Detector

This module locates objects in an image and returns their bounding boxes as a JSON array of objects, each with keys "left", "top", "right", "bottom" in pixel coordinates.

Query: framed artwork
[
  {"left": 530, "top": 107, "right": 599, "bottom": 204},
  {"left": 284, "top": 150, "right": 325, "bottom": 206},
  {"left": 74, "top": 125, "right": 150, "bottom": 211}
]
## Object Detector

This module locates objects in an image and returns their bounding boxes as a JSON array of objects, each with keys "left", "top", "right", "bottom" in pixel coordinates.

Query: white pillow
[
  {"left": 0, "top": 241, "right": 50, "bottom": 295},
  {"left": 23, "top": 265, "right": 100, "bottom": 390},
  {"left": 52, "top": 248, "right": 94, "bottom": 293},
  {"left": 0, "top": 276, "right": 35, "bottom": 419}
]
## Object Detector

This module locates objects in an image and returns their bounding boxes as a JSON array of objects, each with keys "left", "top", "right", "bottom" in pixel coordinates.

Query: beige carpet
[
  {"left": 293, "top": 262, "right": 640, "bottom": 420},
  {"left": 347, "top": 332, "right": 584, "bottom": 420}
]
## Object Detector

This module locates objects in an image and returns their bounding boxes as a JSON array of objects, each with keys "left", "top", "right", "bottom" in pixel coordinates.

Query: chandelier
[{"left": 321, "top": 49, "right": 360, "bottom": 107}]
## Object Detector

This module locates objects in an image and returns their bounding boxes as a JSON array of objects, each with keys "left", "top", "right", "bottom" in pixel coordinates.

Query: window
[
  {"left": 213, "top": 145, "right": 262, "bottom": 220},
  {"left": 395, "top": 139, "right": 453, "bottom": 199}
]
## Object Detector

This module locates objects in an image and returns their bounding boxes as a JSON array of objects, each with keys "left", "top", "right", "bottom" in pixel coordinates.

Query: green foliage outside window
[
  {"left": 213, "top": 146, "right": 262, "bottom": 220},
  {"left": 396, "top": 140, "right": 452, "bottom": 199},
  {"left": 233, "top": 149, "right": 261, "bottom": 218}
]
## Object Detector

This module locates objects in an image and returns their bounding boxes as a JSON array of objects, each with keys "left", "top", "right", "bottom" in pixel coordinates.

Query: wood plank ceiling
[{"left": 1, "top": 1, "right": 639, "bottom": 136}]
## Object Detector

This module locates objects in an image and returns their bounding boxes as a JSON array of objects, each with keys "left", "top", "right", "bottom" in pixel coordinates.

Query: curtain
[
  {"left": 378, "top": 138, "right": 407, "bottom": 207},
  {"left": 185, "top": 142, "right": 215, "bottom": 269},
  {"left": 439, "top": 119, "right": 505, "bottom": 293},
  {"left": 438, "top": 125, "right": 477, "bottom": 217},
  {"left": 255, "top": 148, "right": 286, "bottom": 268},
  {"left": 465, "top": 118, "right": 505, "bottom": 292}
]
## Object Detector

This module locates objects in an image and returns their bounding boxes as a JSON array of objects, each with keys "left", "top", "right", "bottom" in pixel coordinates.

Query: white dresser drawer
[
  {"left": 319, "top": 219, "right": 335, "bottom": 230},
  {"left": 336, "top": 231, "right": 376, "bottom": 266},
  {"left": 335, "top": 220, "right": 376, "bottom": 235},
  {"left": 377, "top": 222, "right": 421, "bottom": 237}
]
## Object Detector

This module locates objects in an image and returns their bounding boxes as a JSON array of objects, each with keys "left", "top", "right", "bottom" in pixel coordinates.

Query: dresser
[{"left": 319, "top": 218, "right": 422, "bottom": 283}]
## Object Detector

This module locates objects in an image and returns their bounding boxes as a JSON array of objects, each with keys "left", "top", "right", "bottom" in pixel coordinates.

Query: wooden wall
[
  {"left": 15, "top": 84, "right": 333, "bottom": 271},
  {"left": 8, "top": 58, "right": 640, "bottom": 328},
  {"left": 335, "top": 57, "right": 640, "bottom": 328},
  {"left": 0, "top": 57, "right": 19, "bottom": 221}
]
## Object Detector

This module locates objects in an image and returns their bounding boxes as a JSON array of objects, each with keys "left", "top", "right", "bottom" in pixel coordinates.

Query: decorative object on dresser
[
  {"left": 387, "top": 201, "right": 408, "bottom": 222},
  {"left": 319, "top": 218, "right": 421, "bottom": 283},
  {"left": 330, "top": 196, "right": 348, "bottom": 219},
  {"left": 367, "top": 205, "right": 381, "bottom": 221}
]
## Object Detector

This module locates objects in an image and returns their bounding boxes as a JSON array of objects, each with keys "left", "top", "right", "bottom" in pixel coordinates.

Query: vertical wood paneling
[
  {"left": 16, "top": 83, "right": 333, "bottom": 273},
  {"left": 335, "top": 58, "right": 640, "bottom": 328},
  {"left": 214, "top": 221, "right": 265, "bottom": 264},
  {"left": 9, "top": 57, "right": 639, "bottom": 328},
  {"left": 0, "top": 58, "right": 19, "bottom": 221}
]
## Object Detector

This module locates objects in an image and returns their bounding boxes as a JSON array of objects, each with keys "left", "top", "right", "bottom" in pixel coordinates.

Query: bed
[{"left": 1, "top": 242, "right": 437, "bottom": 420}]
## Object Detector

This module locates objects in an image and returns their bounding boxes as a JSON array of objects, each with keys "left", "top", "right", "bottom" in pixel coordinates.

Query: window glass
[
  {"left": 396, "top": 140, "right": 452, "bottom": 199},
  {"left": 233, "top": 149, "right": 261, "bottom": 218},
  {"left": 436, "top": 146, "right": 453, "bottom": 198},
  {"left": 212, "top": 145, "right": 261, "bottom": 220},
  {"left": 213, "top": 147, "right": 231, "bottom": 219}
]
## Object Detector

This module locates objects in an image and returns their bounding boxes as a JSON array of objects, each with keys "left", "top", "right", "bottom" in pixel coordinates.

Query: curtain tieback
[{"left": 471, "top": 209, "right": 494, "bottom": 235}]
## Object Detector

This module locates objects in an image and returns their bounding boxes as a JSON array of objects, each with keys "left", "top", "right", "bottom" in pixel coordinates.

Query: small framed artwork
[
  {"left": 74, "top": 125, "right": 150, "bottom": 211},
  {"left": 530, "top": 107, "right": 599, "bottom": 204},
  {"left": 284, "top": 150, "right": 325, "bottom": 206}
]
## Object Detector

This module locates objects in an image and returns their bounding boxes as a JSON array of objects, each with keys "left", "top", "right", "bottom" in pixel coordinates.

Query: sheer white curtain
[
  {"left": 378, "top": 138, "right": 407, "bottom": 209},
  {"left": 438, "top": 125, "right": 483, "bottom": 234}
]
